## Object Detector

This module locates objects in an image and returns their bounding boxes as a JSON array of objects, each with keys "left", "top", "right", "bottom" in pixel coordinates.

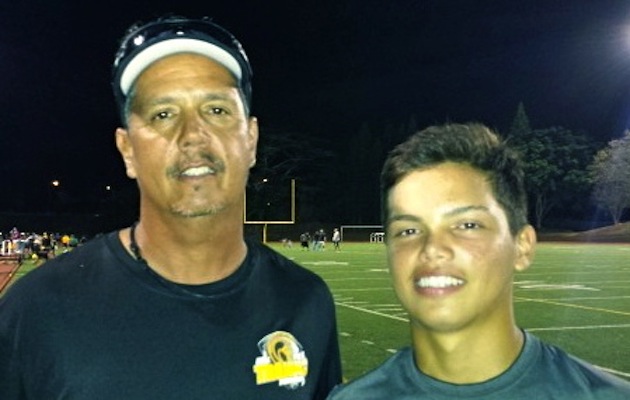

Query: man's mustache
[{"left": 165, "top": 153, "right": 226, "bottom": 177}]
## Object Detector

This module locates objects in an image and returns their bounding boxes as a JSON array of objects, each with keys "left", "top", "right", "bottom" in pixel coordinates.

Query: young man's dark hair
[{"left": 381, "top": 122, "right": 527, "bottom": 236}]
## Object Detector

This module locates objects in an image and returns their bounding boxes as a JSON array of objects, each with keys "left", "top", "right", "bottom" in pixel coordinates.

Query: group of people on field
[
  {"left": 1, "top": 228, "right": 84, "bottom": 262},
  {"left": 298, "top": 228, "right": 341, "bottom": 252},
  {"left": 1, "top": 14, "right": 629, "bottom": 400}
]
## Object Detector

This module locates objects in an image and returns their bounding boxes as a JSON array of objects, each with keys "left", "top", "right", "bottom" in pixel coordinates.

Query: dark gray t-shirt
[{"left": 328, "top": 331, "right": 630, "bottom": 399}]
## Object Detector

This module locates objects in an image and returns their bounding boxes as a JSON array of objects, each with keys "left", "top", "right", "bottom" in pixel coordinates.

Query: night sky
[{"left": 2, "top": 0, "right": 630, "bottom": 213}]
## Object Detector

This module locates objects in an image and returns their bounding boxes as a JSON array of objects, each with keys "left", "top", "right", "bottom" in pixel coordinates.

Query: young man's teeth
[
  {"left": 181, "top": 166, "right": 214, "bottom": 177},
  {"left": 416, "top": 276, "right": 464, "bottom": 288}
]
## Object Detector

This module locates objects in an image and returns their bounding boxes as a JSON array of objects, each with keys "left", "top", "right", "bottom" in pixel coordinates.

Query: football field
[
  {"left": 272, "top": 241, "right": 630, "bottom": 382},
  {"left": 5, "top": 241, "right": 629, "bottom": 383}
]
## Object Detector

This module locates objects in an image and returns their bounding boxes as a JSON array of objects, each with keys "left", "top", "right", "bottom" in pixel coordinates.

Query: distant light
[
  {"left": 51, "top": 180, "right": 60, "bottom": 187},
  {"left": 262, "top": 178, "right": 268, "bottom": 183},
  {"left": 132, "top": 35, "right": 145, "bottom": 46},
  {"left": 105, "top": 185, "right": 111, "bottom": 191}
]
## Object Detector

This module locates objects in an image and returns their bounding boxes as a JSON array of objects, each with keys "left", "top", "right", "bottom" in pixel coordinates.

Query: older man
[{"left": 1, "top": 15, "right": 341, "bottom": 399}]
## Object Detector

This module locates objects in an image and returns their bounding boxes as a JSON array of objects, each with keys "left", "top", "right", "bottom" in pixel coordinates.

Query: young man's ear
[
  {"left": 514, "top": 225, "right": 536, "bottom": 272},
  {"left": 115, "top": 128, "right": 137, "bottom": 179}
]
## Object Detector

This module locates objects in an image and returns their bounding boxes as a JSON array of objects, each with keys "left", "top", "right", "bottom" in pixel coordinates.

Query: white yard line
[
  {"left": 335, "top": 301, "right": 408, "bottom": 322},
  {"left": 336, "top": 301, "right": 630, "bottom": 378}
]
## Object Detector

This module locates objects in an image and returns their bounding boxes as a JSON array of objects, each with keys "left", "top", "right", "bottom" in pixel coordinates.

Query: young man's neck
[{"left": 412, "top": 323, "right": 524, "bottom": 384}]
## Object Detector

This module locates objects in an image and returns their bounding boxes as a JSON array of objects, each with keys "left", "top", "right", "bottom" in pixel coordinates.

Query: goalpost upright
[{"left": 244, "top": 179, "right": 296, "bottom": 243}]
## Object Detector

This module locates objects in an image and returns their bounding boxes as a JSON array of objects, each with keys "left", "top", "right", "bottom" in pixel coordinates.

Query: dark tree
[
  {"left": 509, "top": 126, "right": 596, "bottom": 229},
  {"left": 508, "top": 102, "right": 532, "bottom": 139},
  {"left": 246, "top": 128, "right": 334, "bottom": 223}
]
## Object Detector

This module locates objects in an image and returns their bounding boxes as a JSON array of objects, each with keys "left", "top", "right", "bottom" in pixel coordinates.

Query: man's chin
[{"left": 169, "top": 203, "right": 225, "bottom": 218}]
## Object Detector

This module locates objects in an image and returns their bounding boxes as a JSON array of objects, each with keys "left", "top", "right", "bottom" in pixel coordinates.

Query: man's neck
[
  {"left": 412, "top": 323, "right": 524, "bottom": 384},
  {"left": 119, "top": 213, "right": 247, "bottom": 285}
]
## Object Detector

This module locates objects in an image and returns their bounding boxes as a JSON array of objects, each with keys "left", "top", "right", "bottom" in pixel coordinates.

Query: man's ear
[
  {"left": 246, "top": 117, "right": 259, "bottom": 168},
  {"left": 115, "top": 127, "right": 137, "bottom": 179},
  {"left": 514, "top": 224, "right": 536, "bottom": 272}
]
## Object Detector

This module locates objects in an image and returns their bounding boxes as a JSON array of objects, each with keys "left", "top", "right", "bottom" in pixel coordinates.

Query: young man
[
  {"left": 0, "top": 16, "right": 341, "bottom": 399},
  {"left": 328, "top": 123, "right": 630, "bottom": 399}
]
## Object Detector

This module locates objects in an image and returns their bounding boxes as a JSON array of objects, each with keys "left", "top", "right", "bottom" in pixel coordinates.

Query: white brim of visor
[{"left": 118, "top": 38, "right": 243, "bottom": 95}]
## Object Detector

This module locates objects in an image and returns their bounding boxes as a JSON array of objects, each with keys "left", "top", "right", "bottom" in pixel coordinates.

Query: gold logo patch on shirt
[{"left": 253, "top": 331, "right": 308, "bottom": 389}]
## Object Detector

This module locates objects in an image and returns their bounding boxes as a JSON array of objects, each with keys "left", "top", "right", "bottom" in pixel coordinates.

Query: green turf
[{"left": 273, "top": 242, "right": 630, "bottom": 381}]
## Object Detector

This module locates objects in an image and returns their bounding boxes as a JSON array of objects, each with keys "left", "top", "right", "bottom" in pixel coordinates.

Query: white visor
[{"left": 119, "top": 38, "right": 243, "bottom": 95}]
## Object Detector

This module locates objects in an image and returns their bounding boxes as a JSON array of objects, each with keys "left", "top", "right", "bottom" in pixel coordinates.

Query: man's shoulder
[
  {"left": 247, "top": 238, "right": 332, "bottom": 297},
  {"left": 40, "top": 232, "right": 111, "bottom": 267},
  {"left": 1, "top": 233, "right": 114, "bottom": 299},
  {"left": 248, "top": 239, "right": 319, "bottom": 276}
]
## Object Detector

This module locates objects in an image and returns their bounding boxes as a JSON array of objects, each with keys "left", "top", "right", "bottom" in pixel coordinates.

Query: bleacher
[{"left": 0, "top": 240, "right": 24, "bottom": 294}]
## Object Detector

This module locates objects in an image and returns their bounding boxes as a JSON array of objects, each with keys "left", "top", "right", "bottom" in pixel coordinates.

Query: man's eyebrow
[
  {"left": 145, "top": 96, "right": 176, "bottom": 107},
  {"left": 145, "top": 93, "right": 235, "bottom": 107},
  {"left": 201, "top": 93, "right": 235, "bottom": 102}
]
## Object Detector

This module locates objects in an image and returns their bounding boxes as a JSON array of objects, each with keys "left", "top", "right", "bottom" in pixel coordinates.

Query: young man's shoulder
[
  {"left": 327, "top": 348, "right": 414, "bottom": 399},
  {"left": 534, "top": 334, "right": 630, "bottom": 397},
  {"left": 328, "top": 335, "right": 630, "bottom": 399}
]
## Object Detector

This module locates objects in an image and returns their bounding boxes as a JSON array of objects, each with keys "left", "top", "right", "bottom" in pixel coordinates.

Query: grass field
[
  {"left": 5, "top": 241, "right": 630, "bottom": 383},
  {"left": 270, "top": 241, "right": 630, "bottom": 382}
]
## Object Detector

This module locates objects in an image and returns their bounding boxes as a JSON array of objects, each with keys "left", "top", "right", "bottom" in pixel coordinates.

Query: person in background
[
  {"left": 331, "top": 228, "right": 341, "bottom": 252},
  {"left": 1, "top": 15, "right": 341, "bottom": 399},
  {"left": 300, "top": 231, "right": 311, "bottom": 251},
  {"left": 68, "top": 234, "right": 79, "bottom": 248},
  {"left": 314, "top": 228, "right": 326, "bottom": 251},
  {"left": 327, "top": 122, "right": 630, "bottom": 399},
  {"left": 61, "top": 233, "right": 70, "bottom": 251}
]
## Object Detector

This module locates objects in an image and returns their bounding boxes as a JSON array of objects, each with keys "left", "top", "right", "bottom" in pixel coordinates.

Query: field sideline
[{"left": 271, "top": 241, "right": 630, "bottom": 381}]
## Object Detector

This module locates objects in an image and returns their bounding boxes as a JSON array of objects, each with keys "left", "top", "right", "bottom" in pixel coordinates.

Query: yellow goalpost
[{"left": 244, "top": 179, "right": 296, "bottom": 243}]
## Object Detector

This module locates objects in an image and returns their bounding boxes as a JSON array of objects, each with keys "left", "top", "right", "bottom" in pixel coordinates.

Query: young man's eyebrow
[
  {"left": 444, "top": 205, "right": 490, "bottom": 218},
  {"left": 386, "top": 205, "right": 490, "bottom": 226},
  {"left": 385, "top": 214, "right": 422, "bottom": 226}
]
